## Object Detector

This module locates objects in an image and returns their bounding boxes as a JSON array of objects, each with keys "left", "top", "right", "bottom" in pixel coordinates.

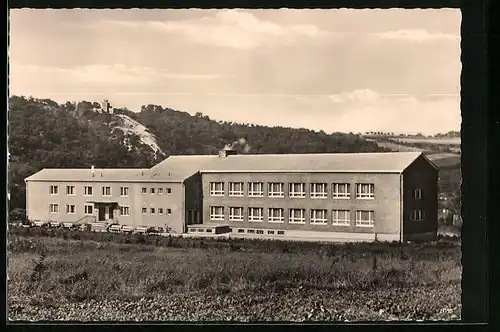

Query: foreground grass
[{"left": 8, "top": 228, "right": 461, "bottom": 321}]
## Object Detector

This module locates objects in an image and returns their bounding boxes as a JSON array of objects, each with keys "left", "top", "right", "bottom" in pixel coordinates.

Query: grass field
[
  {"left": 8, "top": 227, "right": 461, "bottom": 322},
  {"left": 395, "top": 138, "right": 461, "bottom": 145}
]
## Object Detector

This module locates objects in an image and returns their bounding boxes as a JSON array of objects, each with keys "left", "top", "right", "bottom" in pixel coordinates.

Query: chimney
[
  {"left": 219, "top": 149, "right": 238, "bottom": 158},
  {"left": 91, "top": 165, "right": 95, "bottom": 177}
]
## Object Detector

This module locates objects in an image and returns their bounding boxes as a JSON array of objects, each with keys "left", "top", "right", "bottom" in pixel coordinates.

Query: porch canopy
[{"left": 85, "top": 201, "right": 120, "bottom": 205}]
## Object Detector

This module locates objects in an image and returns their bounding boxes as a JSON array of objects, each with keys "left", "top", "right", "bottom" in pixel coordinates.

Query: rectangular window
[
  {"left": 248, "top": 182, "right": 264, "bottom": 197},
  {"left": 310, "top": 209, "right": 328, "bottom": 224},
  {"left": 120, "top": 206, "right": 130, "bottom": 216},
  {"left": 248, "top": 207, "right": 264, "bottom": 222},
  {"left": 66, "top": 185, "right": 75, "bottom": 195},
  {"left": 289, "top": 183, "right": 306, "bottom": 198},
  {"left": 158, "top": 208, "right": 164, "bottom": 215},
  {"left": 277, "top": 231, "right": 285, "bottom": 235},
  {"left": 229, "top": 207, "right": 244, "bottom": 221},
  {"left": 210, "top": 182, "right": 225, "bottom": 196},
  {"left": 332, "top": 183, "right": 351, "bottom": 199},
  {"left": 210, "top": 206, "right": 225, "bottom": 221},
  {"left": 268, "top": 230, "right": 275, "bottom": 235},
  {"left": 102, "top": 186, "right": 111, "bottom": 196},
  {"left": 142, "top": 187, "right": 147, "bottom": 194},
  {"left": 256, "top": 230, "right": 264, "bottom": 235},
  {"left": 356, "top": 210, "right": 375, "bottom": 227},
  {"left": 289, "top": 208, "right": 306, "bottom": 224},
  {"left": 410, "top": 209, "right": 425, "bottom": 221},
  {"left": 49, "top": 204, "right": 59, "bottom": 213},
  {"left": 268, "top": 183, "right": 284, "bottom": 197},
  {"left": 332, "top": 210, "right": 350, "bottom": 226},
  {"left": 167, "top": 188, "right": 172, "bottom": 194},
  {"left": 167, "top": 208, "right": 172, "bottom": 215},
  {"left": 356, "top": 183, "right": 375, "bottom": 199},
  {"left": 268, "top": 208, "right": 284, "bottom": 223},
  {"left": 142, "top": 207, "right": 147, "bottom": 214},
  {"left": 229, "top": 182, "right": 244, "bottom": 197},
  {"left": 49, "top": 185, "right": 59, "bottom": 195},
  {"left": 310, "top": 183, "right": 328, "bottom": 198},
  {"left": 84, "top": 186, "right": 93, "bottom": 196},
  {"left": 158, "top": 188, "right": 164, "bottom": 195},
  {"left": 247, "top": 229, "right": 255, "bottom": 234},
  {"left": 150, "top": 188, "right": 155, "bottom": 194},
  {"left": 120, "top": 187, "right": 129, "bottom": 197},
  {"left": 414, "top": 189, "right": 423, "bottom": 200},
  {"left": 84, "top": 205, "right": 93, "bottom": 215},
  {"left": 238, "top": 229, "right": 245, "bottom": 233},
  {"left": 150, "top": 208, "right": 155, "bottom": 215},
  {"left": 66, "top": 204, "right": 75, "bottom": 214}
]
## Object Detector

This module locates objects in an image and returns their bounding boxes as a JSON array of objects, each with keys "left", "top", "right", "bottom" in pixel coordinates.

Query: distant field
[
  {"left": 8, "top": 227, "right": 461, "bottom": 322},
  {"left": 394, "top": 138, "right": 461, "bottom": 146}
]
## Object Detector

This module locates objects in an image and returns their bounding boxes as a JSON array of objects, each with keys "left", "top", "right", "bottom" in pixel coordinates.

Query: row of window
[
  {"left": 49, "top": 204, "right": 172, "bottom": 216},
  {"left": 209, "top": 206, "right": 376, "bottom": 227},
  {"left": 210, "top": 207, "right": 426, "bottom": 225},
  {"left": 210, "top": 182, "right": 391, "bottom": 199},
  {"left": 49, "top": 185, "right": 172, "bottom": 197}
]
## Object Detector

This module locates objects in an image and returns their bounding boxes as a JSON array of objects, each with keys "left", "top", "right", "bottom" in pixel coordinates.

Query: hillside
[{"left": 7, "top": 96, "right": 385, "bottom": 213}]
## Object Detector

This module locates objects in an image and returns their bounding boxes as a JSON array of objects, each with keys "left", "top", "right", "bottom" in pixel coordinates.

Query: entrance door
[
  {"left": 98, "top": 205, "right": 106, "bottom": 221},
  {"left": 109, "top": 207, "right": 114, "bottom": 220}
]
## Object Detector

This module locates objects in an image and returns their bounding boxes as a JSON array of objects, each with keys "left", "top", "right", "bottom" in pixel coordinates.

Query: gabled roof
[
  {"left": 24, "top": 152, "right": 436, "bottom": 183},
  {"left": 25, "top": 168, "right": 150, "bottom": 182},
  {"left": 199, "top": 152, "right": 427, "bottom": 174},
  {"left": 149, "top": 151, "right": 430, "bottom": 181}
]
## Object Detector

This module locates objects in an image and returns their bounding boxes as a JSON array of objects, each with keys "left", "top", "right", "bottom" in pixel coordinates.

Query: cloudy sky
[{"left": 9, "top": 9, "right": 461, "bottom": 135}]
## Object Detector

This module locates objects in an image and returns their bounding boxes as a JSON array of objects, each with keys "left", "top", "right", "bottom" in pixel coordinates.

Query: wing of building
[{"left": 24, "top": 150, "right": 439, "bottom": 242}]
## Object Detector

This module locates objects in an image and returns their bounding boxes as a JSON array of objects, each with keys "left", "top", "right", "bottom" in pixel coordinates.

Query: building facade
[{"left": 24, "top": 150, "right": 439, "bottom": 242}]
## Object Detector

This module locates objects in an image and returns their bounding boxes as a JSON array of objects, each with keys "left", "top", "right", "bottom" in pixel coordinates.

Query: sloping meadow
[{"left": 7, "top": 229, "right": 461, "bottom": 321}]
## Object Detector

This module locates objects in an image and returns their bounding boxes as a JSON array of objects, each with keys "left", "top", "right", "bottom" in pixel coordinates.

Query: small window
[
  {"left": 229, "top": 182, "right": 244, "bottom": 197},
  {"left": 49, "top": 185, "right": 59, "bottom": 195},
  {"left": 66, "top": 204, "right": 76, "bottom": 214},
  {"left": 142, "top": 188, "right": 147, "bottom": 194},
  {"left": 150, "top": 208, "right": 155, "bottom": 214},
  {"left": 277, "top": 231, "right": 285, "bottom": 235},
  {"left": 49, "top": 203, "right": 59, "bottom": 213},
  {"left": 120, "top": 187, "right": 129, "bottom": 196},
  {"left": 142, "top": 208, "right": 147, "bottom": 214},
  {"left": 210, "top": 182, "right": 225, "bottom": 196},
  {"left": 120, "top": 206, "right": 130, "bottom": 216},
  {"left": 150, "top": 188, "right": 155, "bottom": 194},
  {"left": 158, "top": 208, "right": 164, "bottom": 214},
  {"left": 356, "top": 183, "right": 375, "bottom": 199},
  {"left": 102, "top": 186, "right": 111, "bottom": 196},
  {"left": 167, "top": 208, "right": 172, "bottom": 215},
  {"left": 289, "top": 183, "right": 306, "bottom": 198},
  {"left": 237, "top": 229, "right": 245, "bottom": 233},
  {"left": 189, "top": 228, "right": 195, "bottom": 233},
  {"left": 256, "top": 230, "right": 264, "bottom": 234},
  {"left": 410, "top": 209, "right": 425, "bottom": 221},
  {"left": 167, "top": 188, "right": 172, "bottom": 194},
  {"left": 247, "top": 229, "right": 255, "bottom": 234},
  {"left": 268, "top": 230, "right": 275, "bottom": 235},
  {"left": 158, "top": 188, "right": 164, "bottom": 195},
  {"left": 66, "top": 185, "right": 75, "bottom": 195},
  {"left": 414, "top": 189, "right": 423, "bottom": 200},
  {"left": 84, "top": 205, "right": 93, "bottom": 215},
  {"left": 206, "top": 229, "right": 213, "bottom": 233},
  {"left": 198, "top": 228, "right": 204, "bottom": 232},
  {"left": 84, "top": 186, "right": 93, "bottom": 196}
]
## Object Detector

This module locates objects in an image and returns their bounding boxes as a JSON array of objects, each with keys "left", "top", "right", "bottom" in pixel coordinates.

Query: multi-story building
[{"left": 24, "top": 150, "right": 439, "bottom": 242}]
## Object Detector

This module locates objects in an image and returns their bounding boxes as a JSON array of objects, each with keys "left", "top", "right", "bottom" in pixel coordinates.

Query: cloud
[
  {"left": 9, "top": 63, "right": 224, "bottom": 87},
  {"left": 371, "top": 29, "right": 459, "bottom": 42},
  {"left": 101, "top": 9, "right": 330, "bottom": 49}
]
